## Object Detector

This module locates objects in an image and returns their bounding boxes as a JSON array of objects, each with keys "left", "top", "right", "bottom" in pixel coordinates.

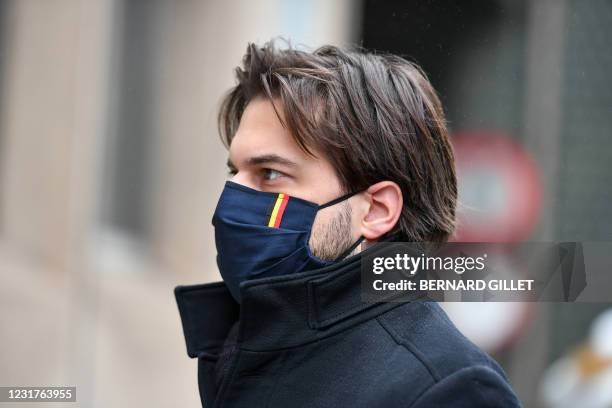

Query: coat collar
[{"left": 175, "top": 241, "right": 424, "bottom": 355}]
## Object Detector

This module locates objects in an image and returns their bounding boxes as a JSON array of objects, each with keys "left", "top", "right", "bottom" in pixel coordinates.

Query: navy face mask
[{"left": 212, "top": 181, "right": 364, "bottom": 303}]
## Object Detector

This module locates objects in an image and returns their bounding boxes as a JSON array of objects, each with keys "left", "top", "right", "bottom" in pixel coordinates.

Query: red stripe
[{"left": 273, "top": 195, "right": 289, "bottom": 228}]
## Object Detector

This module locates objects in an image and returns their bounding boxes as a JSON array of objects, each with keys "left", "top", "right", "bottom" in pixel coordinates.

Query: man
[{"left": 175, "top": 40, "right": 521, "bottom": 407}]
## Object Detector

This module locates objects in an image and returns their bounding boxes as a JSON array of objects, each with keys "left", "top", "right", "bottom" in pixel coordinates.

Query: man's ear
[{"left": 359, "top": 181, "right": 403, "bottom": 240}]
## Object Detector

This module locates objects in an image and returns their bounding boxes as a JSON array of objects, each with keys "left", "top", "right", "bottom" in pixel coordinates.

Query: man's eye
[{"left": 263, "top": 169, "right": 283, "bottom": 181}]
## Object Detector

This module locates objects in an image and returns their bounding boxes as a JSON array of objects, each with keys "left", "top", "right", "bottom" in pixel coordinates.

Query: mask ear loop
[
  {"left": 317, "top": 190, "right": 361, "bottom": 210},
  {"left": 333, "top": 231, "right": 402, "bottom": 262},
  {"left": 334, "top": 235, "right": 366, "bottom": 262}
]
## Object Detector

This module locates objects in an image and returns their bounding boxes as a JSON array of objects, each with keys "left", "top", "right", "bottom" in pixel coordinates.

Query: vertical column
[
  {"left": 511, "top": 0, "right": 568, "bottom": 405},
  {"left": 0, "top": 0, "right": 116, "bottom": 402},
  {"left": 0, "top": 0, "right": 80, "bottom": 271}
]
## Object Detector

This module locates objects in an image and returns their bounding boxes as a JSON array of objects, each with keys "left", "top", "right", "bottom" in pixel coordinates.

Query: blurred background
[{"left": 0, "top": 0, "right": 610, "bottom": 407}]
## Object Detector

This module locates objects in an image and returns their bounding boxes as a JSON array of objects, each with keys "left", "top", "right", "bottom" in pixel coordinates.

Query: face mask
[{"left": 212, "top": 181, "right": 364, "bottom": 303}]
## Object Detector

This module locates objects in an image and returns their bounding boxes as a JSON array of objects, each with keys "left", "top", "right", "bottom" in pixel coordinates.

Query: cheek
[{"left": 301, "top": 163, "right": 344, "bottom": 202}]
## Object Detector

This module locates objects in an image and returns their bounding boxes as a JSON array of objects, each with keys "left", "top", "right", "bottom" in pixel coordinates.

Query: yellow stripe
[{"left": 268, "top": 194, "right": 285, "bottom": 227}]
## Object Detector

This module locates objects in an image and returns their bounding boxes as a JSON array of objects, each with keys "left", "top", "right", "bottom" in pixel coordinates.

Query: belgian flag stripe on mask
[{"left": 268, "top": 193, "right": 289, "bottom": 228}]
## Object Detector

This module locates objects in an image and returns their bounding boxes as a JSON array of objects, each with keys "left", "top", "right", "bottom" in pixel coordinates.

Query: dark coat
[{"left": 175, "top": 246, "right": 522, "bottom": 407}]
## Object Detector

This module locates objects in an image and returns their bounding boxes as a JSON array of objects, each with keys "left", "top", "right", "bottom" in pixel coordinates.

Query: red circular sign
[{"left": 451, "top": 130, "right": 542, "bottom": 242}]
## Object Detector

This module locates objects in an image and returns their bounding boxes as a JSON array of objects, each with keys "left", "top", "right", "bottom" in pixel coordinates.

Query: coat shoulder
[
  {"left": 376, "top": 301, "right": 513, "bottom": 386},
  {"left": 409, "top": 364, "right": 522, "bottom": 407}
]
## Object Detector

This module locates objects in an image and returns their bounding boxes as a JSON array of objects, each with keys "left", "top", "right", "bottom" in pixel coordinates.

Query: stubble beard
[{"left": 309, "top": 200, "right": 356, "bottom": 261}]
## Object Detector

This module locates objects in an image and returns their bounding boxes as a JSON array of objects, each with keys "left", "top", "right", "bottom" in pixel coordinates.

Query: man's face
[{"left": 226, "top": 97, "right": 360, "bottom": 260}]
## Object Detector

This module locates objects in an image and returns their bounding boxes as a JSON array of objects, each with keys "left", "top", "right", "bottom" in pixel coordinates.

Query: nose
[{"left": 229, "top": 172, "right": 258, "bottom": 191}]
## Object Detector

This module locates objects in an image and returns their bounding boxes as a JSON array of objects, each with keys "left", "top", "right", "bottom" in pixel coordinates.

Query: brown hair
[{"left": 218, "top": 40, "right": 457, "bottom": 243}]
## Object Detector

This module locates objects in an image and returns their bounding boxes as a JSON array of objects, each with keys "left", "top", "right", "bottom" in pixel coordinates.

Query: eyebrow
[{"left": 227, "top": 154, "right": 298, "bottom": 169}]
